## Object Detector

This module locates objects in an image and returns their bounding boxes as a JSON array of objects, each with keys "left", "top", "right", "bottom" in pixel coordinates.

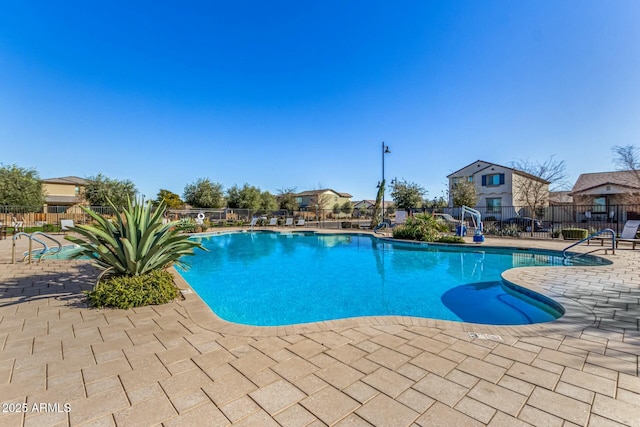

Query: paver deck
[{"left": 0, "top": 230, "right": 639, "bottom": 426}]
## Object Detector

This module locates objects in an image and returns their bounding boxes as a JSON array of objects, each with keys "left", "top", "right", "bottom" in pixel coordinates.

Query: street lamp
[{"left": 379, "top": 142, "right": 390, "bottom": 222}]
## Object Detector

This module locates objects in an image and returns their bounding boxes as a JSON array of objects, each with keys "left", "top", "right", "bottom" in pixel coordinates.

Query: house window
[
  {"left": 295, "top": 197, "right": 302, "bottom": 204},
  {"left": 482, "top": 173, "right": 505, "bottom": 186},
  {"left": 486, "top": 198, "right": 501, "bottom": 213},
  {"left": 453, "top": 176, "right": 473, "bottom": 185},
  {"left": 593, "top": 197, "right": 606, "bottom": 213}
]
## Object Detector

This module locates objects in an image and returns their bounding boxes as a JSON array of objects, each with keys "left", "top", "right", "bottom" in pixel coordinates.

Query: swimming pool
[
  {"left": 176, "top": 232, "right": 609, "bottom": 327},
  {"left": 31, "top": 244, "right": 83, "bottom": 260}
]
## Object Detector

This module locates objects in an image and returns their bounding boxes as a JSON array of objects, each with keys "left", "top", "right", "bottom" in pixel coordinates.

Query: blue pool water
[
  {"left": 176, "top": 232, "right": 608, "bottom": 327},
  {"left": 33, "top": 245, "right": 84, "bottom": 260}
]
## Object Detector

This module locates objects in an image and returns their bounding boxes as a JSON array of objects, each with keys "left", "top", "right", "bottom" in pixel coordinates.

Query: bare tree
[
  {"left": 510, "top": 156, "right": 567, "bottom": 229},
  {"left": 306, "top": 184, "right": 335, "bottom": 219},
  {"left": 613, "top": 145, "right": 640, "bottom": 172},
  {"left": 612, "top": 145, "right": 640, "bottom": 204}
]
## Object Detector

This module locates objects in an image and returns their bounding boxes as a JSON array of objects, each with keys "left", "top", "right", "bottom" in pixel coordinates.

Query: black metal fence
[
  {"left": 430, "top": 204, "right": 640, "bottom": 238},
  {"left": 0, "top": 206, "right": 376, "bottom": 231},
  {"left": 2, "top": 203, "right": 639, "bottom": 238}
]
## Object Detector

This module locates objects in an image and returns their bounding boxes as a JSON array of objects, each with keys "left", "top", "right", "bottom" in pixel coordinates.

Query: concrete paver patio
[{"left": 0, "top": 231, "right": 639, "bottom": 426}]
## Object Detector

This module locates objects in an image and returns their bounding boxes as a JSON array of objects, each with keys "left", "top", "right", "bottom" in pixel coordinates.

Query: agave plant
[{"left": 65, "top": 198, "right": 205, "bottom": 276}]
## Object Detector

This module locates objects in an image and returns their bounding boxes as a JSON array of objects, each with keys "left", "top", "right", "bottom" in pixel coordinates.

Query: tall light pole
[{"left": 381, "top": 142, "right": 390, "bottom": 222}]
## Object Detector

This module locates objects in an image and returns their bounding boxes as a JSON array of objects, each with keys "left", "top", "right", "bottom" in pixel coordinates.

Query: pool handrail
[
  {"left": 11, "top": 232, "right": 63, "bottom": 264},
  {"left": 31, "top": 232, "right": 63, "bottom": 261},
  {"left": 563, "top": 228, "right": 615, "bottom": 260}
]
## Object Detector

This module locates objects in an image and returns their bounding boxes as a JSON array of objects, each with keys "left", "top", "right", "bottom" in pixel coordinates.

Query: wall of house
[
  {"left": 510, "top": 173, "right": 551, "bottom": 210},
  {"left": 297, "top": 192, "right": 352, "bottom": 209},
  {"left": 317, "top": 192, "right": 350, "bottom": 209},
  {"left": 43, "top": 183, "right": 81, "bottom": 197},
  {"left": 448, "top": 162, "right": 553, "bottom": 219},
  {"left": 475, "top": 165, "right": 515, "bottom": 209},
  {"left": 447, "top": 161, "right": 488, "bottom": 206}
]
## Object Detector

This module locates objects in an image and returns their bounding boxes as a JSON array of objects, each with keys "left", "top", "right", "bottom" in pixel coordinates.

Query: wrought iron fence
[
  {"left": 2, "top": 203, "right": 639, "bottom": 238},
  {"left": 431, "top": 204, "right": 640, "bottom": 238}
]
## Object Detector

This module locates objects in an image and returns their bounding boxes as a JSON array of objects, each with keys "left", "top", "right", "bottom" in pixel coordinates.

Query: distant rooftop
[
  {"left": 42, "top": 176, "right": 89, "bottom": 185},
  {"left": 447, "top": 160, "right": 550, "bottom": 184},
  {"left": 548, "top": 191, "right": 573, "bottom": 205},
  {"left": 570, "top": 170, "right": 640, "bottom": 195},
  {"left": 295, "top": 189, "right": 353, "bottom": 198}
]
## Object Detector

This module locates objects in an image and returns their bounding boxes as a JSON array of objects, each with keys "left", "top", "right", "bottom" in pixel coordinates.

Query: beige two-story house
[
  {"left": 41, "top": 176, "right": 89, "bottom": 213},
  {"left": 295, "top": 189, "right": 352, "bottom": 210},
  {"left": 447, "top": 160, "right": 550, "bottom": 218}
]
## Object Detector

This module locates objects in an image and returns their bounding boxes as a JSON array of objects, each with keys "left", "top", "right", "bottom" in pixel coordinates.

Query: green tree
[
  {"left": 0, "top": 164, "right": 45, "bottom": 209},
  {"left": 390, "top": 179, "right": 426, "bottom": 211},
  {"left": 340, "top": 201, "right": 354, "bottom": 216},
  {"left": 226, "top": 185, "right": 241, "bottom": 208},
  {"left": 183, "top": 178, "right": 224, "bottom": 208},
  {"left": 227, "top": 184, "right": 264, "bottom": 210},
  {"left": 332, "top": 203, "right": 341, "bottom": 215},
  {"left": 450, "top": 180, "right": 478, "bottom": 208},
  {"left": 423, "top": 196, "right": 448, "bottom": 210},
  {"left": 155, "top": 189, "right": 184, "bottom": 209},
  {"left": 260, "top": 191, "right": 278, "bottom": 212},
  {"left": 83, "top": 173, "right": 137, "bottom": 207},
  {"left": 277, "top": 188, "right": 299, "bottom": 212},
  {"left": 239, "top": 184, "right": 261, "bottom": 210}
]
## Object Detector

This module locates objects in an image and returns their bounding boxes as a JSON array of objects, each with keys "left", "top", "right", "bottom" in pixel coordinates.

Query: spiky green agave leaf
[{"left": 64, "top": 198, "right": 205, "bottom": 276}]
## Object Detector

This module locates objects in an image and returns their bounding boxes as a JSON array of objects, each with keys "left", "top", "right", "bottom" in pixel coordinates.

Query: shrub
[
  {"left": 484, "top": 224, "right": 521, "bottom": 237},
  {"left": 86, "top": 270, "right": 179, "bottom": 309},
  {"left": 392, "top": 214, "right": 448, "bottom": 242},
  {"left": 561, "top": 228, "right": 588, "bottom": 240},
  {"left": 436, "top": 235, "right": 465, "bottom": 244},
  {"left": 176, "top": 218, "right": 198, "bottom": 233}
]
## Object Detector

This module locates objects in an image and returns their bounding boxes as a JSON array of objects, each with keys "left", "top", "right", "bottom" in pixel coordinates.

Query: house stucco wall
[{"left": 43, "top": 183, "right": 80, "bottom": 197}]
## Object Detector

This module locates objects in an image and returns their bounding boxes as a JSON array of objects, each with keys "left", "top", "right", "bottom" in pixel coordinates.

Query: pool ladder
[
  {"left": 11, "top": 232, "right": 63, "bottom": 264},
  {"left": 562, "top": 228, "right": 615, "bottom": 263}
]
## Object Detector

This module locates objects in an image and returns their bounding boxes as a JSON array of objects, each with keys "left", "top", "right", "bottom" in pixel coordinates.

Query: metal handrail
[
  {"left": 11, "top": 232, "right": 63, "bottom": 264},
  {"left": 563, "top": 228, "right": 616, "bottom": 260},
  {"left": 31, "top": 232, "right": 63, "bottom": 261}
]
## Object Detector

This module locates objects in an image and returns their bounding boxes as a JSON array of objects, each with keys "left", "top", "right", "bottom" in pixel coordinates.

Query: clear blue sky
[{"left": 1, "top": 1, "right": 639, "bottom": 201}]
